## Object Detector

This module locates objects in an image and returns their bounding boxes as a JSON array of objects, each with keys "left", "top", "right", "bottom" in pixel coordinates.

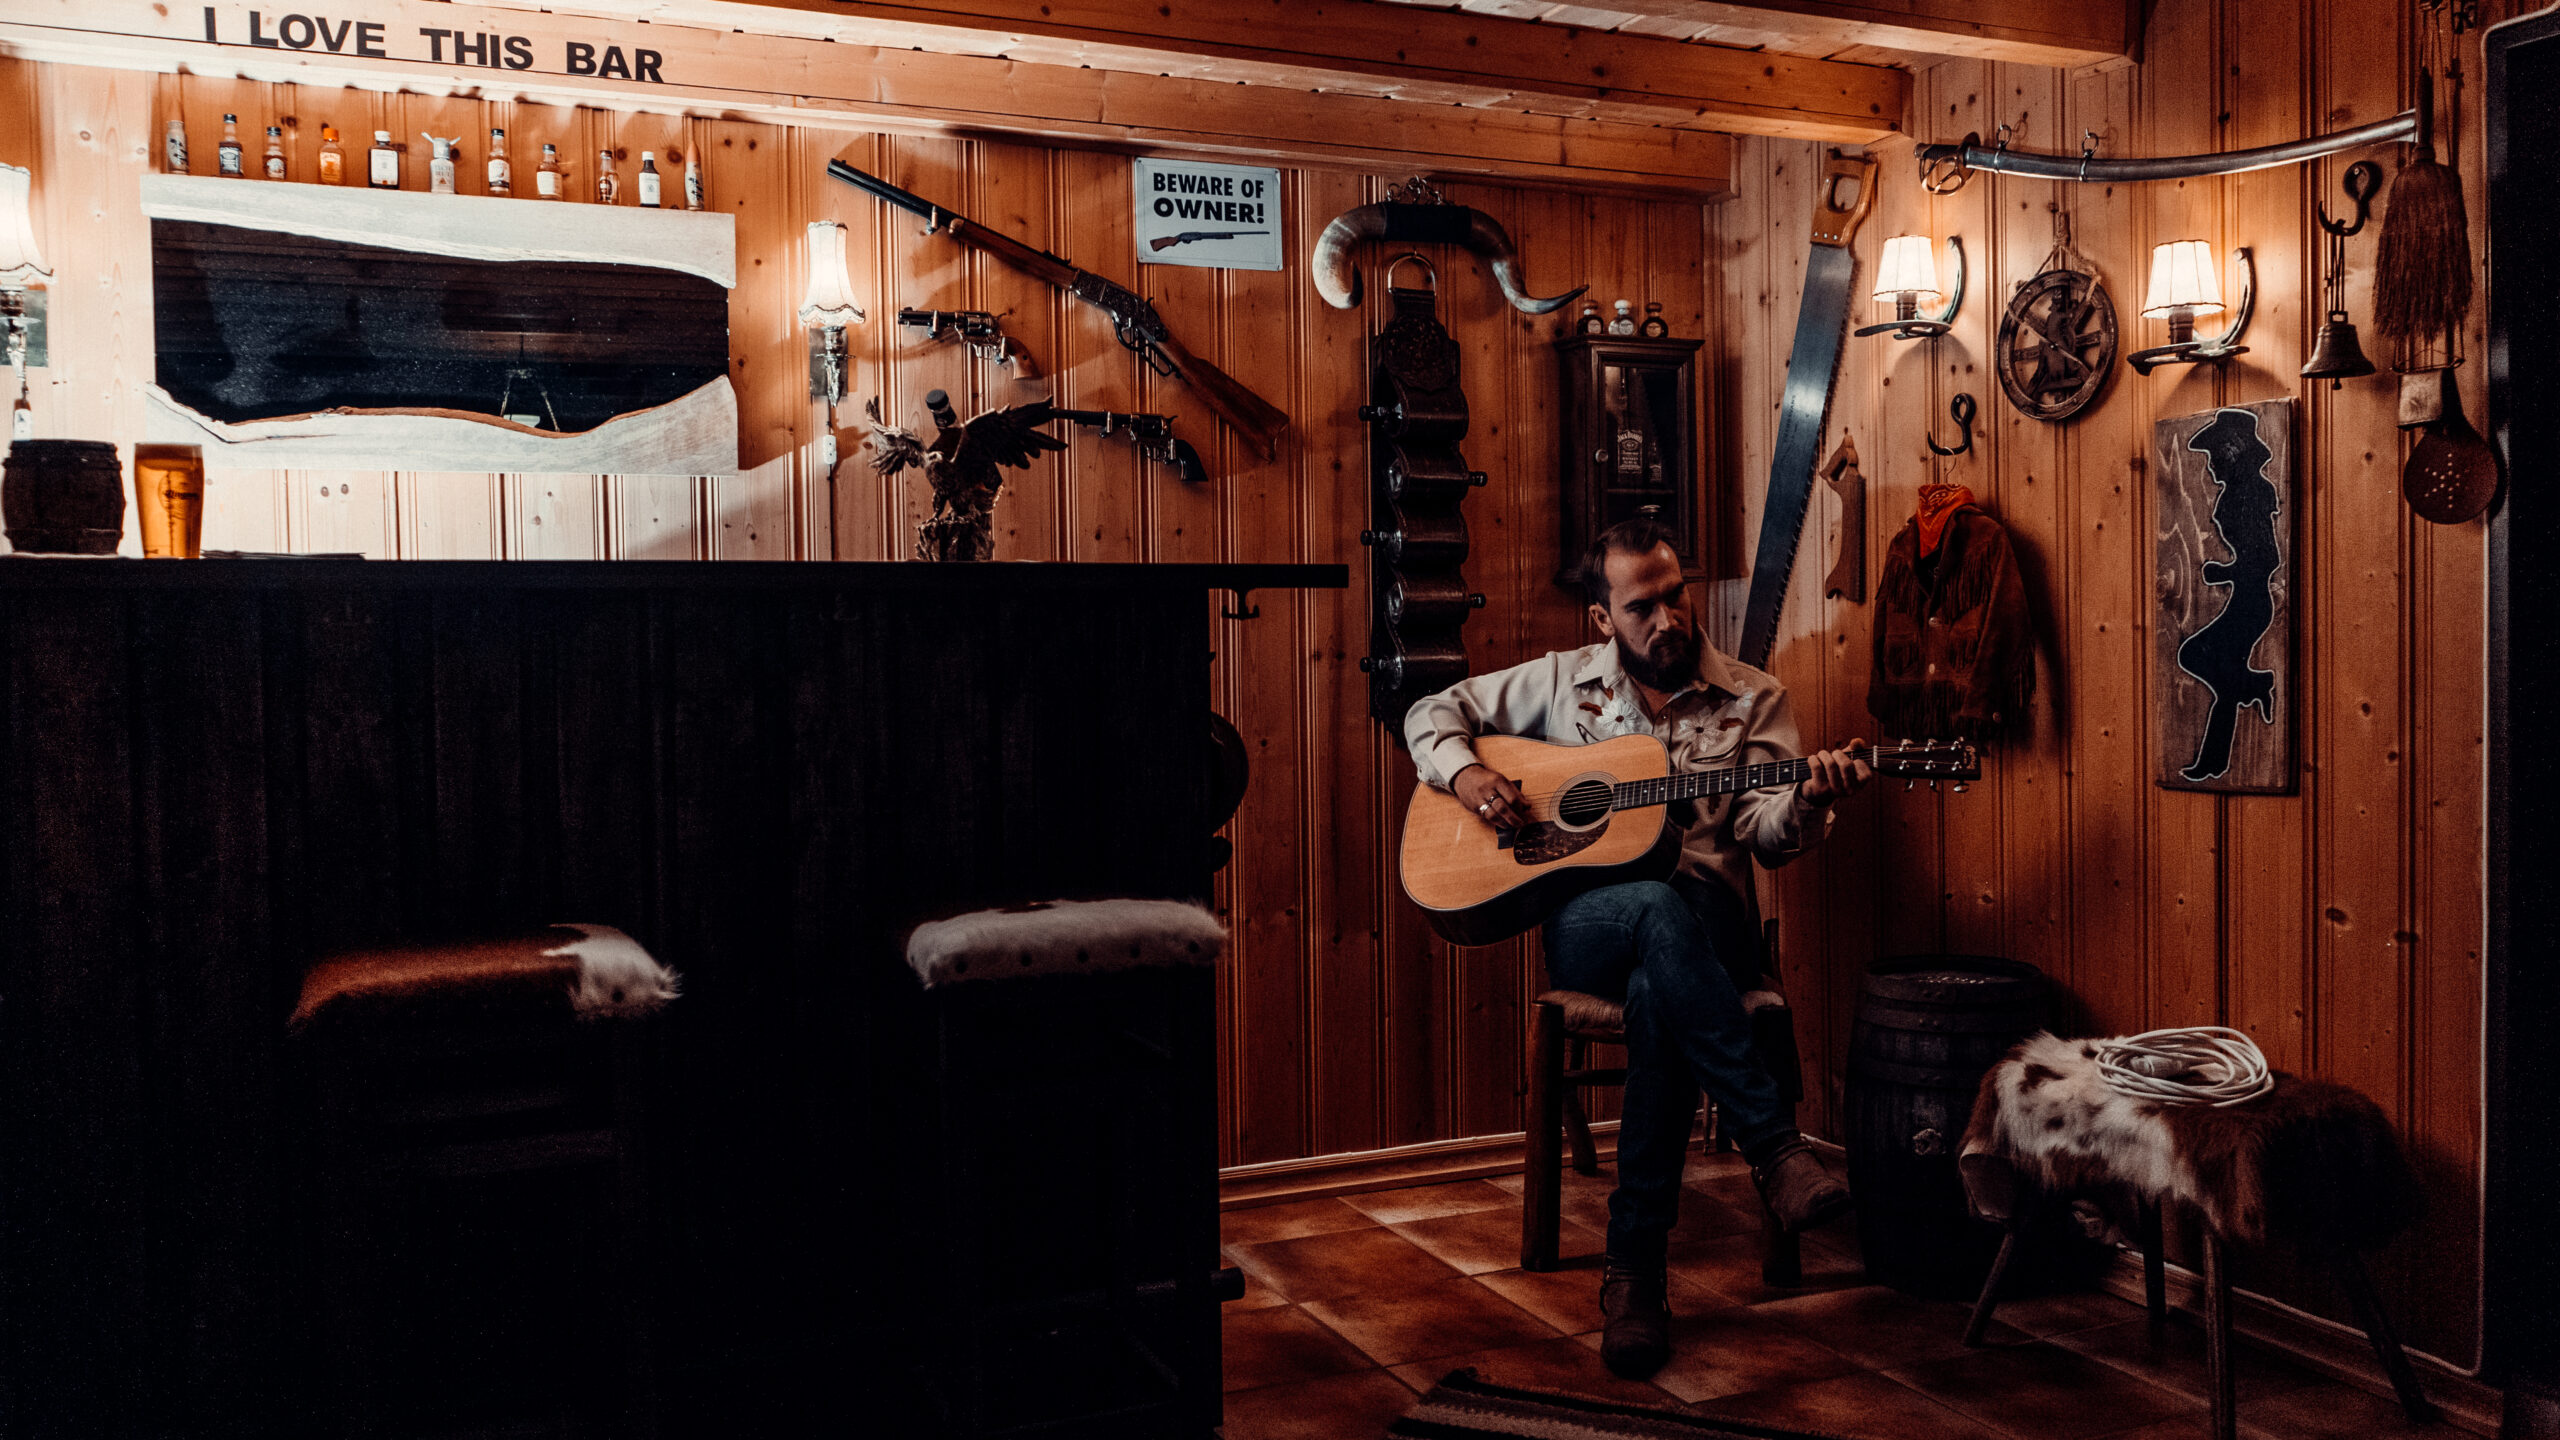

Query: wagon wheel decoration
[{"left": 1995, "top": 208, "right": 2118, "bottom": 423}]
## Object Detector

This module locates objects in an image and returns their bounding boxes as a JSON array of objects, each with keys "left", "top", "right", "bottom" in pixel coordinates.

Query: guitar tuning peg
[
  {"left": 1952, "top": 782, "right": 1969, "bottom": 794},
  {"left": 1928, "top": 779, "right": 1940, "bottom": 792},
  {"left": 1906, "top": 779, "right": 1917, "bottom": 793}
]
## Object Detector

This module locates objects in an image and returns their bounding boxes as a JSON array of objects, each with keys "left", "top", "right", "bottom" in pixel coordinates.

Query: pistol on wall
[
  {"left": 1053, "top": 408, "right": 1207, "bottom": 485},
  {"left": 898, "top": 307, "right": 1038, "bottom": 378}
]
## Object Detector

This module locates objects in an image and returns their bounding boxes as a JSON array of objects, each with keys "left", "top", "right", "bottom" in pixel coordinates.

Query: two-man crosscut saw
[{"left": 1736, "top": 151, "right": 1878, "bottom": 672}]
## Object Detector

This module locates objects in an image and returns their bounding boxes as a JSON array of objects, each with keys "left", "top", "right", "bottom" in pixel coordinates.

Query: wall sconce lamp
[
  {"left": 1854, "top": 234, "right": 1963, "bottom": 340},
  {"left": 798, "top": 220, "right": 865, "bottom": 408},
  {"left": 2129, "top": 240, "right": 2253, "bottom": 375},
  {"left": 0, "top": 162, "right": 51, "bottom": 439}
]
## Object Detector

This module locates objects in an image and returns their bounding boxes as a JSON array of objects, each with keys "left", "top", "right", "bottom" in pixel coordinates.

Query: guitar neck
[{"left": 1613, "top": 747, "right": 1865, "bottom": 811}]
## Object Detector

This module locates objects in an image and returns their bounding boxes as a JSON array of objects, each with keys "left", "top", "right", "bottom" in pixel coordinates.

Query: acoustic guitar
[{"left": 1400, "top": 733, "right": 1980, "bottom": 946}]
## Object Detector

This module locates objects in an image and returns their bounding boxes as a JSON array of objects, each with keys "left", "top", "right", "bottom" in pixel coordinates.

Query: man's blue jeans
[{"left": 1543, "top": 873, "right": 1792, "bottom": 1267}]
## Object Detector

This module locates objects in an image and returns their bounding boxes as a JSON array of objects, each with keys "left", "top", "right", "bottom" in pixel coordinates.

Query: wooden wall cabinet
[{"left": 1553, "top": 333, "right": 1707, "bottom": 590}]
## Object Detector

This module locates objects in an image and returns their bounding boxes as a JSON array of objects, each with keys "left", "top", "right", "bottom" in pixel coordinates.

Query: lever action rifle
[
  {"left": 897, "top": 307, "right": 1038, "bottom": 378},
  {"left": 830, "top": 157, "right": 1289, "bottom": 459},
  {"left": 1149, "top": 229, "right": 1270, "bottom": 251},
  {"left": 1052, "top": 408, "right": 1208, "bottom": 485}
]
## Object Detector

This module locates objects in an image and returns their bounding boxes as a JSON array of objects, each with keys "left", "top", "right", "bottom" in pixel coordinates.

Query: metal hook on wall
[
  {"left": 2318, "top": 160, "right": 2384, "bottom": 238},
  {"left": 1927, "top": 393, "right": 1977, "bottom": 457}
]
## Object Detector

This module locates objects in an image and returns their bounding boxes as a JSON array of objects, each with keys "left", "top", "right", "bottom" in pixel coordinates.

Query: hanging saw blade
[{"left": 1737, "top": 150, "right": 1877, "bottom": 672}]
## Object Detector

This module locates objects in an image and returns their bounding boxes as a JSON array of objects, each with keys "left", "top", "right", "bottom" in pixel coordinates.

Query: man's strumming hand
[{"left": 1453, "top": 764, "right": 1529, "bottom": 829}]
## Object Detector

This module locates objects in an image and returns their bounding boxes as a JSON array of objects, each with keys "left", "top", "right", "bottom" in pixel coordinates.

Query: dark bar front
[{"left": 0, "top": 558, "right": 1339, "bottom": 1437}]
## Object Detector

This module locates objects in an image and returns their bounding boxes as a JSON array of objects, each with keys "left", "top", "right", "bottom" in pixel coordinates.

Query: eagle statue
[{"left": 867, "top": 388, "right": 1069, "bottom": 561}]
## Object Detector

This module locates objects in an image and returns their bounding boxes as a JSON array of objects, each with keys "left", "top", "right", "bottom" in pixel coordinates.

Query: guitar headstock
[{"left": 1868, "top": 737, "right": 1982, "bottom": 786}]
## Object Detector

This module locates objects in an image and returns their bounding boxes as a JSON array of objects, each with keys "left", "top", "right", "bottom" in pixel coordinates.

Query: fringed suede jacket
[{"left": 1868, "top": 489, "right": 2035, "bottom": 743}]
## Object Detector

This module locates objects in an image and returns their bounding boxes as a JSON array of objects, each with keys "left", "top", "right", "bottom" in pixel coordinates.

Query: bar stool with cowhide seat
[
  {"left": 290, "top": 924, "right": 680, "bottom": 1438},
  {"left": 1522, "top": 919, "right": 1808, "bottom": 1283},
  {"left": 904, "top": 898, "right": 1242, "bottom": 1440},
  {"left": 1959, "top": 1030, "right": 2438, "bottom": 1440}
]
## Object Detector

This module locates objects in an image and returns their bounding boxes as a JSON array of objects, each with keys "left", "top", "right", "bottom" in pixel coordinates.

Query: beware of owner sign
[{"left": 1133, "top": 158, "right": 1283, "bottom": 272}]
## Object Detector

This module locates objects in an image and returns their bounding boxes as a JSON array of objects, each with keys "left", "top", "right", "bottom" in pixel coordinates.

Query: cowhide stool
[
  {"left": 292, "top": 924, "right": 679, "bottom": 1438},
  {"left": 1522, "top": 975, "right": 1806, "bottom": 1282},
  {"left": 905, "top": 899, "right": 1241, "bottom": 1440},
  {"left": 1959, "top": 1033, "right": 2438, "bottom": 1440}
]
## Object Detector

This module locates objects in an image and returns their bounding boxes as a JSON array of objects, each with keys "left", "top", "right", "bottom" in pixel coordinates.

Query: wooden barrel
[
  {"left": 1845, "top": 954, "right": 2048, "bottom": 1298},
  {"left": 3, "top": 440, "right": 126, "bottom": 555}
]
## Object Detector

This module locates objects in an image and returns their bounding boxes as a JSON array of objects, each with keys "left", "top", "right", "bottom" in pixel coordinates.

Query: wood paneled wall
[
  {"left": 0, "top": 0, "right": 2496, "bottom": 1369},
  {"left": 1720, "top": 0, "right": 2496, "bottom": 1367}
]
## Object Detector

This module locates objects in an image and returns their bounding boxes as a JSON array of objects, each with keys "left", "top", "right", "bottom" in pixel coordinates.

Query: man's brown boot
[
  {"left": 1598, "top": 1262, "right": 1671, "bottom": 1379},
  {"left": 1753, "top": 1139, "right": 1853, "bottom": 1234}
]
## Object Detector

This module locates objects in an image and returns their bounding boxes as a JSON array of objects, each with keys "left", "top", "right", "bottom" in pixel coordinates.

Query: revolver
[
  {"left": 1053, "top": 408, "right": 1208, "bottom": 485},
  {"left": 896, "top": 308, "right": 1038, "bottom": 378}
]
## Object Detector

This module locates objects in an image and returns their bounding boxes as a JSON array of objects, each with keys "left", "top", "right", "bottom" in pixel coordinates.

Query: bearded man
[{"left": 1404, "top": 513, "right": 1870, "bottom": 1379}]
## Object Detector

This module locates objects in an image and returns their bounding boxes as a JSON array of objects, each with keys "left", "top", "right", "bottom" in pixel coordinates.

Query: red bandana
[{"left": 1915, "top": 482, "right": 1975, "bottom": 558}]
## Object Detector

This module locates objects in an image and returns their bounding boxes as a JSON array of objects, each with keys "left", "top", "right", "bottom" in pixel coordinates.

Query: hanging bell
[{"left": 2300, "top": 310, "right": 2376, "bottom": 388}]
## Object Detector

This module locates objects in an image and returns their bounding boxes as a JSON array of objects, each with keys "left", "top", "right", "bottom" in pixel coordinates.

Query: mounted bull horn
[{"left": 1312, "top": 198, "right": 1585, "bottom": 316}]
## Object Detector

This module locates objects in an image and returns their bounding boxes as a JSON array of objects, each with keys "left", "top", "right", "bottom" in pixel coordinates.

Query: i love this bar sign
[{"left": 191, "top": 3, "right": 672, "bottom": 83}]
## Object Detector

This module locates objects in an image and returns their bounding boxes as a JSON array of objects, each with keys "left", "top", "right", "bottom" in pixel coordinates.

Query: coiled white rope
[{"left": 2093, "top": 1026, "right": 2274, "bottom": 1107}]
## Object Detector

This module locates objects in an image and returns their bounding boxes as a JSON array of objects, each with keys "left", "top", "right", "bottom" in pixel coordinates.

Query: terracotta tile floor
[{"left": 1218, "top": 1151, "right": 2430, "bottom": 1439}]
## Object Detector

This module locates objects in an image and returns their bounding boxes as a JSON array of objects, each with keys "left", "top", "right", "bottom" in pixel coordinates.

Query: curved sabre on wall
[
  {"left": 1312, "top": 201, "right": 1585, "bottom": 315},
  {"left": 1918, "top": 110, "right": 2418, "bottom": 188}
]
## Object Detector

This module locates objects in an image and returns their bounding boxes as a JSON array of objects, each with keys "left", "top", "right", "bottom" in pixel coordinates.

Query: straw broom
[{"left": 2374, "top": 63, "right": 2472, "bottom": 343}]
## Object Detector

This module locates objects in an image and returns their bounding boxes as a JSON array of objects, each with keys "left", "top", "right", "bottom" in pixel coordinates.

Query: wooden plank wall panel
[
  {"left": 2058, "top": 56, "right": 2151, "bottom": 1042},
  {"left": 1717, "top": 5, "right": 2492, "bottom": 1369},
  {"left": 1299, "top": 167, "right": 1386, "bottom": 1159},
  {"left": 1988, "top": 65, "right": 2073, "bottom": 1006},
  {"left": 1929, "top": 64, "right": 2003, "bottom": 967},
  {"left": 2140, "top": 0, "right": 2229, "bottom": 1038},
  {"left": 2224, "top": 0, "right": 2315, "bottom": 1076}
]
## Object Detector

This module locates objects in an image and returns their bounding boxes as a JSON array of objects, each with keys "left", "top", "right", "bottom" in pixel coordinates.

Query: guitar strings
[{"left": 1495, "top": 745, "right": 1906, "bottom": 819}]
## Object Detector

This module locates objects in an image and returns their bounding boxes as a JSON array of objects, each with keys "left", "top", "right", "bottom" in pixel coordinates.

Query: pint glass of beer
[{"left": 133, "top": 445, "right": 205, "bottom": 558}]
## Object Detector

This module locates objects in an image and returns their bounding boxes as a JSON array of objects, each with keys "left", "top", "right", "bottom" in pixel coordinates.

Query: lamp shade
[
  {"left": 2142, "top": 240, "right": 2223, "bottom": 318},
  {"left": 797, "top": 220, "right": 864, "bottom": 329},
  {"left": 0, "top": 162, "right": 48, "bottom": 290},
  {"left": 1872, "top": 234, "right": 1941, "bottom": 302}
]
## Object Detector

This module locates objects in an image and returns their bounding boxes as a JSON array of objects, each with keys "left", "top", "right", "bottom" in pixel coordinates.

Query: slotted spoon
[{"left": 2404, "top": 368, "right": 2500, "bottom": 523}]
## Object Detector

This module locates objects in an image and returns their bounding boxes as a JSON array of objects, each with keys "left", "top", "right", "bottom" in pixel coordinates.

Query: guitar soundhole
[{"left": 1557, "top": 778, "right": 1613, "bottom": 829}]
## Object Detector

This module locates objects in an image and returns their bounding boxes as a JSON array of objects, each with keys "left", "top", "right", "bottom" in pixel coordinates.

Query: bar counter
[{"left": 0, "top": 558, "right": 1343, "bottom": 1437}]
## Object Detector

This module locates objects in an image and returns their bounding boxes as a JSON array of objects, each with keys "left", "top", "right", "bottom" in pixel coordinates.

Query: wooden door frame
[{"left": 2483, "top": 10, "right": 2560, "bottom": 1434}]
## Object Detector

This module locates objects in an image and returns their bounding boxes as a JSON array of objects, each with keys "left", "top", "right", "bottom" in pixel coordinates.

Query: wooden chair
[
  {"left": 1520, "top": 920, "right": 1808, "bottom": 1282},
  {"left": 292, "top": 927, "right": 674, "bottom": 1438}
]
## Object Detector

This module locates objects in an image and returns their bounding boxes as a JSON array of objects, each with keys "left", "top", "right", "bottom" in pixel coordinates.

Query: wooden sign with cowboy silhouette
[{"left": 2154, "top": 399, "right": 2295, "bottom": 793}]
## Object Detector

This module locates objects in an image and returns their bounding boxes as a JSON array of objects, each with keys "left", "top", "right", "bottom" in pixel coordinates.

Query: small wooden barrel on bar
[
  {"left": 3, "top": 440, "right": 126, "bottom": 555},
  {"left": 1845, "top": 954, "right": 2047, "bottom": 1298}
]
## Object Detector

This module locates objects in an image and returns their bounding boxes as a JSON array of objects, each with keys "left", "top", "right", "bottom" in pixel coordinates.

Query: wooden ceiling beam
[
  {"left": 1589, "top": 0, "right": 2140, "bottom": 69},
  {"left": 1, "top": 0, "right": 1733, "bottom": 197},
  {"left": 552, "top": 0, "right": 1909, "bottom": 141}
]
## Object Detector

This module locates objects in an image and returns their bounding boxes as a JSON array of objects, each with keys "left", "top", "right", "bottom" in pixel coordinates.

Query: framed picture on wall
[{"left": 2152, "top": 398, "right": 2295, "bottom": 794}]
